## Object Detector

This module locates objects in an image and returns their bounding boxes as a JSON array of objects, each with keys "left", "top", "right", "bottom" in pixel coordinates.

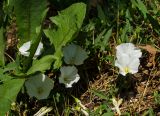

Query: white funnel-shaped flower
[
  {"left": 115, "top": 43, "right": 142, "bottom": 76},
  {"left": 59, "top": 66, "right": 80, "bottom": 88},
  {"left": 25, "top": 73, "right": 54, "bottom": 100}
]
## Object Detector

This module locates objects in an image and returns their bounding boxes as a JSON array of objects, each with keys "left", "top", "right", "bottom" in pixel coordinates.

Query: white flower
[
  {"left": 25, "top": 73, "right": 54, "bottom": 100},
  {"left": 59, "top": 66, "right": 80, "bottom": 88},
  {"left": 63, "top": 44, "right": 88, "bottom": 65},
  {"left": 19, "top": 41, "right": 43, "bottom": 58},
  {"left": 115, "top": 43, "right": 142, "bottom": 76}
]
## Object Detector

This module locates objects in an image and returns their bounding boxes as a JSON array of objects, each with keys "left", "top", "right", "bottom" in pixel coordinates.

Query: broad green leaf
[
  {"left": 14, "top": 0, "right": 48, "bottom": 45},
  {"left": 27, "top": 55, "right": 55, "bottom": 75},
  {"left": 0, "top": 69, "right": 13, "bottom": 83},
  {"left": 3, "top": 62, "right": 18, "bottom": 73},
  {"left": 0, "top": 27, "right": 5, "bottom": 66},
  {"left": 0, "top": 78, "right": 25, "bottom": 115},
  {"left": 44, "top": 3, "right": 86, "bottom": 69}
]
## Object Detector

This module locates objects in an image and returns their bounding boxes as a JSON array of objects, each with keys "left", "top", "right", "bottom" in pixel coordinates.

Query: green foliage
[
  {"left": 131, "top": 0, "right": 148, "bottom": 18},
  {"left": 0, "top": 0, "right": 159, "bottom": 115},
  {"left": 0, "top": 69, "right": 13, "bottom": 83},
  {"left": 44, "top": 3, "right": 86, "bottom": 69},
  {"left": 142, "top": 108, "right": 155, "bottom": 116},
  {"left": 0, "top": 27, "right": 5, "bottom": 66},
  {"left": 154, "top": 91, "right": 160, "bottom": 105},
  {"left": 0, "top": 78, "right": 25, "bottom": 115},
  {"left": 97, "top": 4, "right": 107, "bottom": 24},
  {"left": 14, "top": 0, "right": 48, "bottom": 71},
  {"left": 102, "top": 111, "right": 114, "bottom": 116},
  {"left": 92, "top": 89, "right": 108, "bottom": 100},
  {"left": 95, "top": 28, "right": 112, "bottom": 51},
  {"left": 90, "top": 104, "right": 114, "bottom": 116},
  {"left": 14, "top": 0, "right": 48, "bottom": 45},
  {"left": 120, "top": 20, "right": 132, "bottom": 43},
  {"left": 27, "top": 55, "right": 55, "bottom": 75},
  {"left": 147, "top": 14, "right": 160, "bottom": 34}
]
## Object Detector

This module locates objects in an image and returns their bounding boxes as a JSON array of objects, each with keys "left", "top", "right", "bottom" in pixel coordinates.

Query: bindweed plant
[
  {"left": 0, "top": 1, "right": 87, "bottom": 115},
  {"left": 0, "top": 0, "right": 159, "bottom": 115}
]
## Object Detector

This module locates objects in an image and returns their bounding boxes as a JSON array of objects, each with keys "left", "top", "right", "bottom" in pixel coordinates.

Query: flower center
[
  {"left": 124, "top": 67, "right": 130, "bottom": 74},
  {"left": 63, "top": 76, "right": 73, "bottom": 83},
  {"left": 64, "top": 77, "right": 70, "bottom": 83},
  {"left": 69, "top": 57, "right": 75, "bottom": 65},
  {"left": 37, "top": 87, "right": 43, "bottom": 95}
]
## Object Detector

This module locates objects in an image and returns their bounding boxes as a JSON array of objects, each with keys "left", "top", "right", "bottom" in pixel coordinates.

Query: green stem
[{"left": 22, "top": 28, "right": 43, "bottom": 72}]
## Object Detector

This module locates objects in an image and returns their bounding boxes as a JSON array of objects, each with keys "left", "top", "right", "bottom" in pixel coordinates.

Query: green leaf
[
  {"left": 136, "top": 0, "right": 148, "bottom": 18},
  {"left": 103, "top": 28, "right": 112, "bottom": 45},
  {"left": 44, "top": 3, "right": 86, "bottom": 69},
  {"left": 0, "top": 69, "right": 13, "bottom": 83},
  {"left": 131, "top": 0, "right": 148, "bottom": 18},
  {"left": 95, "top": 29, "right": 106, "bottom": 44},
  {"left": 97, "top": 4, "right": 106, "bottom": 24},
  {"left": 0, "top": 78, "right": 25, "bottom": 115},
  {"left": 120, "top": 20, "right": 132, "bottom": 42},
  {"left": 125, "top": 9, "right": 132, "bottom": 21},
  {"left": 102, "top": 112, "right": 114, "bottom": 116},
  {"left": 3, "top": 62, "right": 18, "bottom": 73},
  {"left": 0, "top": 27, "right": 5, "bottom": 66},
  {"left": 142, "top": 108, "right": 155, "bottom": 116},
  {"left": 95, "top": 28, "right": 112, "bottom": 51},
  {"left": 147, "top": 14, "right": 160, "bottom": 35},
  {"left": 27, "top": 55, "right": 55, "bottom": 75},
  {"left": 91, "top": 89, "right": 108, "bottom": 100},
  {"left": 14, "top": 0, "right": 48, "bottom": 45}
]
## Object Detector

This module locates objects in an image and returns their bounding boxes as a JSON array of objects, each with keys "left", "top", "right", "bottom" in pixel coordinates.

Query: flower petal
[
  {"left": 19, "top": 41, "right": 31, "bottom": 56},
  {"left": 63, "top": 44, "right": 77, "bottom": 65},
  {"left": 116, "top": 43, "right": 142, "bottom": 59},
  {"left": 116, "top": 43, "right": 135, "bottom": 54},
  {"left": 65, "top": 74, "right": 80, "bottom": 88},
  {"left": 63, "top": 44, "right": 88, "bottom": 65},
  {"left": 128, "top": 58, "right": 140, "bottom": 74},
  {"left": 60, "top": 66, "right": 78, "bottom": 79},
  {"left": 34, "top": 42, "right": 43, "bottom": 58}
]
